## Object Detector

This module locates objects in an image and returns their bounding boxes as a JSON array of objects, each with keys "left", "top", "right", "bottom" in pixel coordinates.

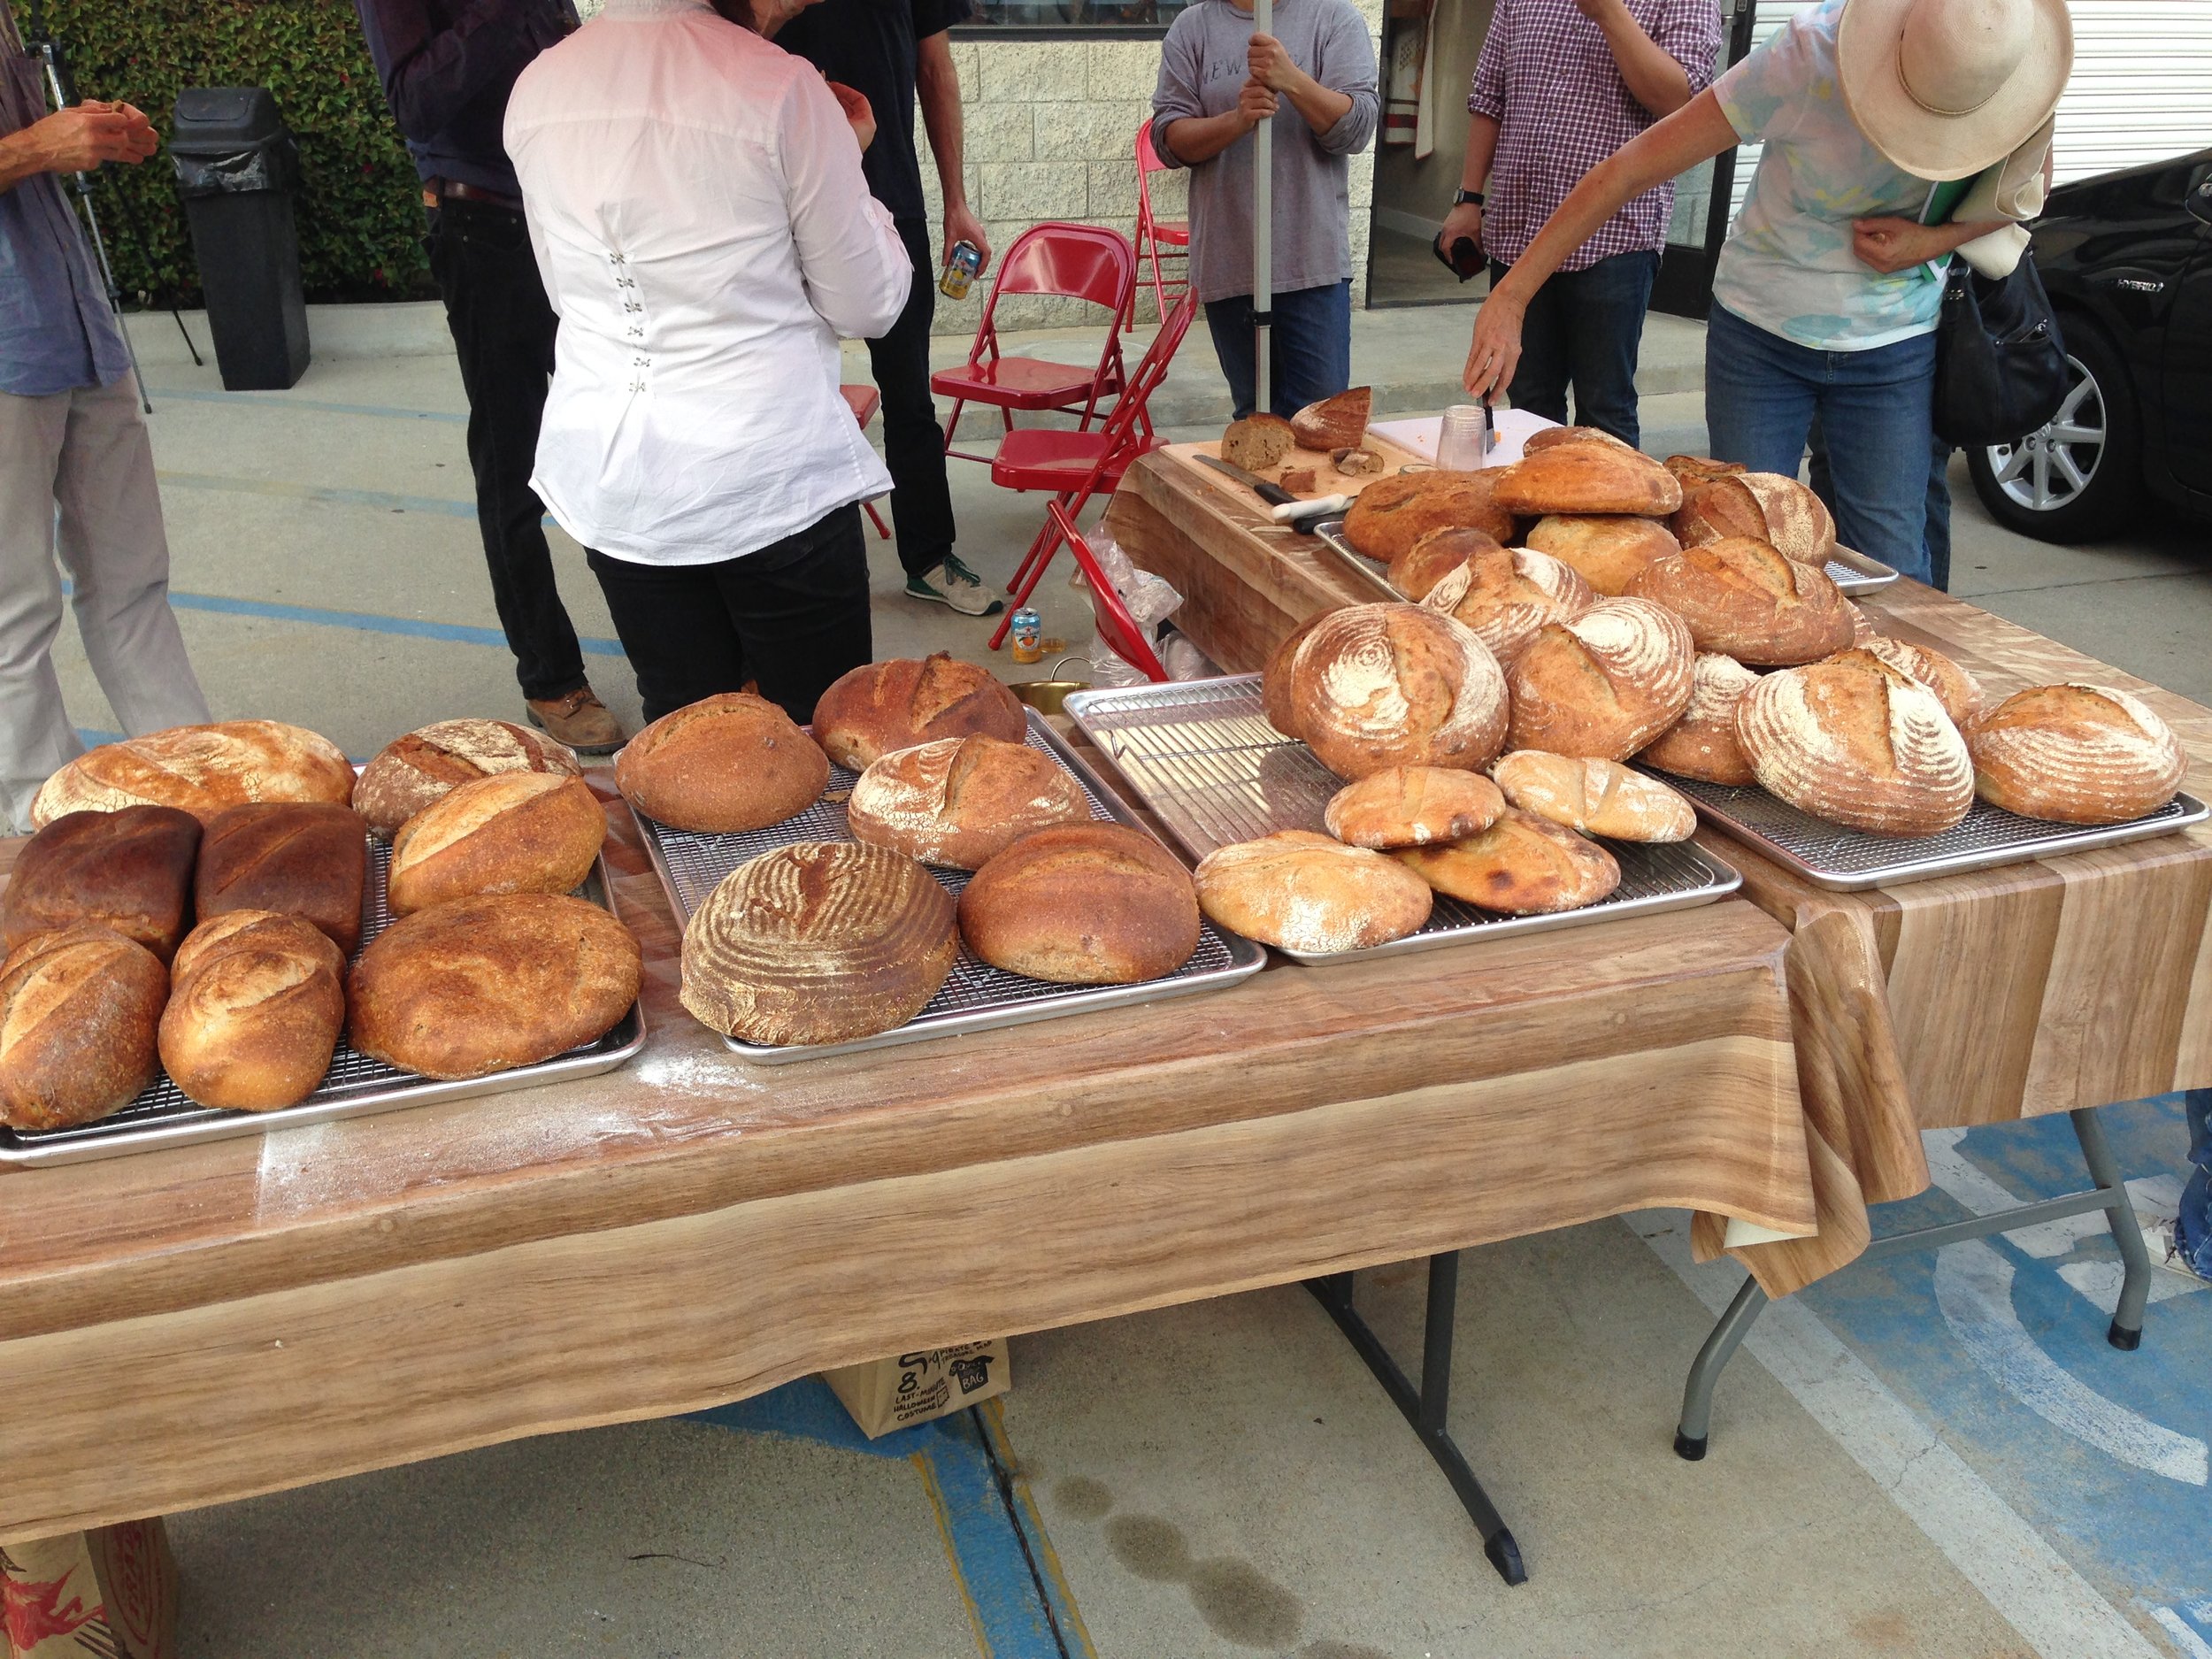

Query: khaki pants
[{"left": 0, "top": 372, "right": 208, "bottom": 832}]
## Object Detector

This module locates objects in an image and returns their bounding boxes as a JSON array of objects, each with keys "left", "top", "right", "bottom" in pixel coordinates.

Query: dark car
[{"left": 1967, "top": 147, "right": 2212, "bottom": 541}]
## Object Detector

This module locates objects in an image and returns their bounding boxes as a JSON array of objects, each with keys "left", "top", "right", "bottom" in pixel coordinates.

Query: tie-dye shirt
[{"left": 1710, "top": 0, "right": 1939, "bottom": 351}]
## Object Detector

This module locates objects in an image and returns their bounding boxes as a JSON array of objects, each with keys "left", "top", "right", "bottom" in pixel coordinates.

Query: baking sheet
[
  {"left": 0, "top": 844, "right": 647, "bottom": 1169},
  {"left": 1064, "top": 676, "right": 1741, "bottom": 964},
  {"left": 1647, "top": 771, "right": 2210, "bottom": 892},
  {"left": 635, "top": 711, "right": 1266, "bottom": 1064}
]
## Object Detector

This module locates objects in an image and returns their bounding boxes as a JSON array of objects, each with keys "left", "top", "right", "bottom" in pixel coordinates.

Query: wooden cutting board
[{"left": 1164, "top": 427, "right": 1431, "bottom": 504}]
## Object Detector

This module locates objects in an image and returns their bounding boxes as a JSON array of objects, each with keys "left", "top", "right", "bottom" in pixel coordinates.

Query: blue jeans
[
  {"left": 1205, "top": 280, "right": 1353, "bottom": 420},
  {"left": 1704, "top": 304, "right": 1939, "bottom": 582},
  {"left": 1809, "top": 424, "right": 1955, "bottom": 591},
  {"left": 2177, "top": 1090, "right": 2212, "bottom": 1277},
  {"left": 1491, "top": 250, "right": 1658, "bottom": 448}
]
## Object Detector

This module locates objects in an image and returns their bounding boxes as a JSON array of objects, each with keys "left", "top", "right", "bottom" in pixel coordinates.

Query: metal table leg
[{"left": 1307, "top": 1254, "right": 1528, "bottom": 1585}]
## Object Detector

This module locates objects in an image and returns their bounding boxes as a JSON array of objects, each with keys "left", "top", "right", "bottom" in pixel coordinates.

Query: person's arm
[
  {"left": 1246, "top": 33, "right": 1350, "bottom": 138},
  {"left": 1439, "top": 111, "right": 1499, "bottom": 251},
  {"left": 780, "top": 73, "right": 913, "bottom": 338},
  {"left": 916, "top": 30, "right": 990, "bottom": 277},
  {"left": 1164, "top": 87, "right": 1277, "bottom": 165},
  {"left": 0, "top": 102, "right": 157, "bottom": 193},
  {"left": 1850, "top": 214, "right": 2012, "bottom": 274},
  {"left": 353, "top": 0, "right": 546, "bottom": 143},
  {"left": 1574, "top": 0, "right": 1690, "bottom": 118}
]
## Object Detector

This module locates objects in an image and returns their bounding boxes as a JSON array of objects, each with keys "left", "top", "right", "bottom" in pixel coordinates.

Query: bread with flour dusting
[
  {"left": 1420, "top": 545, "right": 1593, "bottom": 664},
  {"left": 1735, "top": 649, "right": 1972, "bottom": 835},
  {"left": 1628, "top": 537, "right": 1855, "bottom": 665},
  {"left": 354, "top": 719, "right": 581, "bottom": 836},
  {"left": 1286, "top": 603, "right": 1509, "bottom": 780},
  {"left": 1394, "top": 808, "right": 1621, "bottom": 914},
  {"left": 1387, "top": 526, "right": 1505, "bottom": 601},
  {"left": 1324, "top": 765, "right": 1504, "bottom": 849},
  {"left": 1856, "top": 637, "right": 1985, "bottom": 727},
  {"left": 1968, "top": 684, "right": 2185, "bottom": 825},
  {"left": 1194, "top": 830, "right": 1432, "bottom": 954},
  {"left": 1504, "top": 596, "right": 1694, "bottom": 761},
  {"left": 1491, "top": 751, "right": 1696, "bottom": 842},
  {"left": 1522, "top": 514, "right": 1679, "bottom": 596},
  {"left": 1637, "top": 653, "right": 1760, "bottom": 786},
  {"left": 1673, "top": 472, "right": 1836, "bottom": 566},
  {"left": 846, "top": 734, "right": 1089, "bottom": 870},
  {"left": 33, "top": 720, "right": 354, "bottom": 828}
]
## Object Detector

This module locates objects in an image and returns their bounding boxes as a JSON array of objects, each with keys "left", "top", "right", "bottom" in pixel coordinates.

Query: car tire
[{"left": 1966, "top": 317, "right": 2140, "bottom": 543}]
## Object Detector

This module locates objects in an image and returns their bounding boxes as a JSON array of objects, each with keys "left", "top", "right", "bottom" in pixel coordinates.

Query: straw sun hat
[{"left": 1838, "top": 0, "right": 2073, "bottom": 180}]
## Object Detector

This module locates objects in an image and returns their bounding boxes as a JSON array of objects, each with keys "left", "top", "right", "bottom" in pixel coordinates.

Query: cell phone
[{"left": 1432, "top": 232, "right": 1483, "bottom": 282}]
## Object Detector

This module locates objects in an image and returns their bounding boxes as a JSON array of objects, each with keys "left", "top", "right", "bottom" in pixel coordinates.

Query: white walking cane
[{"left": 1252, "top": 0, "right": 1272, "bottom": 415}]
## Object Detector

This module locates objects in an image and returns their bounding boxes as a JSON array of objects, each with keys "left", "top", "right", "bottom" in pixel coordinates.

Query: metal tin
[
  {"left": 940, "top": 240, "right": 983, "bottom": 300},
  {"left": 1647, "top": 770, "right": 2210, "bottom": 892},
  {"left": 0, "top": 847, "right": 647, "bottom": 1169},
  {"left": 1009, "top": 605, "right": 1044, "bottom": 664},
  {"left": 634, "top": 710, "right": 1266, "bottom": 1064},
  {"left": 1064, "top": 675, "right": 1742, "bottom": 964}
]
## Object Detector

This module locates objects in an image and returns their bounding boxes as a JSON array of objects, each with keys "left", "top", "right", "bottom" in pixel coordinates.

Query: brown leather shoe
[{"left": 526, "top": 685, "right": 625, "bottom": 755}]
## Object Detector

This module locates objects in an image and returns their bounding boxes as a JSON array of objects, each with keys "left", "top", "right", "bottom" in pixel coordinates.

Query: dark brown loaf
[
  {"left": 388, "top": 772, "right": 605, "bottom": 915},
  {"left": 680, "top": 841, "right": 957, "bottom": 1046},
  {"left": 1323, "top": 765, "right": 1504, "bottom": 849},
  {"left": 1394, "top": 808, "right": 1621, "bottom": 915},
  {"left": 1626, "top": 537, "right": 1855, "bottom": 665},
  {"left": 348, "top": 891, "right": 641, "bottom": 1080},
  {"left": 195, "top": 802, "right": 371, "bottom": 955},
  {"left": 0, "top": 923, "right": 166, "bottom": 1131},
  {"left": 1491, "top": 444, "right": 1683, "bottom": 518},
  {"left": 1386, "top": 526, "right": 1505, "bottom": 601},
  {"left": 1735, "top": 649, "right": 1973, "bottom": 836},
  {"left": 847, "top": 735, "right": 1091, "bottom": 870},
  {"left": 1193, "top": 831, "right": 1432, "bottom": 954},
  {"left": 615, "top": 692, "right": 828, "bottom": 833},
  {"left": 1672, "top": 472, "right": 1836, "bottom": 565},
  {"left": 1342, "top": 471, "right": 1516, "bottom": 558},
  {"left": 159, "top": 910, "right": 345, "bottom": 1110},
  {"left": 957, "top": 824, "right": 1202, "bottom": 984},
  {"left": 1522, "top": 514, "right": 1680, "bottom": 596},
  {"left": 1857, "top": 636, "right": 1985, "bottom": 726},
  {"left": 1637, "top": 652, "right": 1761, "bottom": 786},
  {"left": 1505, "top": 596, "right": 1695, "bottom": 761},
  {"left": 1420, "top": 545, "right": 1593, "bottom": 664},
  {"left": 812, "top": 655, "right": 1026, "bottom": 771},
  {"left": 1968, "top": 684, "right": 2186, "bottom": 826},
  {"left": 0, "top": 804, "right": 200, "bottom": 962},
  {"left": 1219, "top": 413, "right": 1295, "bottom": 472},
  {"left": 353, "top": 719, "right": 581, "bottom": 837},
  {"left": 1289, "top": 386, "right": 1371, "bottom": 450},
  {"left": 1287, "top": 603, "right": 1509, "bottom": 780},
  {"left": 31, "top": 720, "right": 355, "bottom": 828}
]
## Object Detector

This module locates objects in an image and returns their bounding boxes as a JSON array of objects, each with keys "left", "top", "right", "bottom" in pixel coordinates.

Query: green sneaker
[{"left": 905, "top": 552, "right": 1004, "bottom": 617}]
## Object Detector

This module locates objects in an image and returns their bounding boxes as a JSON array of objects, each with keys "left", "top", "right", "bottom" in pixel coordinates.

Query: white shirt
[{"left": 505, "top": 0, "right": 911, "bottom": 565}]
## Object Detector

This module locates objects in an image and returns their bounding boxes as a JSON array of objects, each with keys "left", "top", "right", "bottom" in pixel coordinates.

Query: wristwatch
[{"left": 1455, "top": 189, "right": 1486, "bottom": 206}]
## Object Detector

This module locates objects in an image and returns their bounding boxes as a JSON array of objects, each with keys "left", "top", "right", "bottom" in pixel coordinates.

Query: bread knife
[{"left": 1194, "top": 453, "right": 1351, "bottom": 526}]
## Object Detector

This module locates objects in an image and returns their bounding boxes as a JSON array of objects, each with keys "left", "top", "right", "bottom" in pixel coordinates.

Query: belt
[{"left": 425, "top": 179, "right": 526, "bottom": 213}]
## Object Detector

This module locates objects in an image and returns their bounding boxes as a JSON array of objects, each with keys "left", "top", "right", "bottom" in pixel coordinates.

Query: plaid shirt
[{"left": 1471, "top": 0, "right": 1722, "bottom": 271}]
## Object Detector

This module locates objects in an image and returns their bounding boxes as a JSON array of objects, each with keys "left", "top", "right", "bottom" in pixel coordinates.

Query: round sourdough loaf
[
  {"left": 1342, "top": 472, "right": 1515, "bottom": 558},
  {"left": 1324, "top": 764, "right": 1504, "bottom": 849},
  {"left": 1394, "top": 808, "right": 1621, "bottom": 914},
  {"left": 847, "top": 734, "right": 1090, "bottom": 870},
  {"left": 813, "top": 654, "right": 1027, "bottom": 771},
  {"left": 196, "top": 802, "right": 371, "bottom": 954},
  {"left": 1492, "top": 750, "right": 1696, "bottom": 842},
  {"left": 680, "top": 841, "right": 957, "bottom": 1045},
  {"left": 1288, "top": 603, "right": 1509, "bottom": 780},
  {"left": 1968, "top": 684, "right": 2185, "bottom": 825},
  {"left": 1505, "top": 596, "right": 1694, "bottom": 761},
  {"left": 1193, "top": 830, "right": 1432, "bottom": 954},
  {"left": 1847, "top": 601, "right": 1878, "bottom": 644},
  {"left": 615, "top": 692, "right": 828, "bottom": 833},
  {"left": 1261, "top": 613, "right": 1327, "bottom": 738},
  {"left": 159, "top": 911, "right": 344, "bottom": 1110},
  {"left": 958, "top": 824, "right": 1202, "bottom": 984},
  {"left": 1492, "top": 444, "right": 1683, "bottom": 518},
  {"left": 1626, "top": 537, "right": 1855, "bottom": 665},
  {"left": 1665, "top": 455, "right": 1746, "bottom": 486},
  {"left": 1387, "top": 526, "right": 1505, "bottom": 601},
  {"left": 1220, "top": 412, "right": 1295, "bottom": 472},
  {"left": 1421, "top": 545, "right": 1592, "bottom": 664},
  {"left": 1857, "top": 636, "right": 1985, "bottom": 726},
  {"left": 0, "top": 804, "right": 201, "bottom": 963},
  {"left": 1524, "top": 426, "right": 1633, "bottom": 454},
  {"left": 1522, "top": 514, "right": 1679, "bottom": 595},
  {"left": 349, "top": 891, "right": 641, "bottom": 1079},
  {"left": 354, "top": 719, "right": 581, "bottom": 837},
  {"left": 31, "top": 720, "right": 354, "bottom": 829},
  {"left": 1637, "top": 652, "right": 1761, "bottom": 786},
  {"left": 1672, "top": 472, "right": 1836, "bottom": 565},
  {"left": 388, "top": 772, "right": 604, "bottom": 915},
  {"left": 1736, "top": 649, "right": 1973, "bottom": 835},
  {"left": 1289, "top": 387, "right": 1371, "bottom": 450},
  {"left": 0, "top": 923, "right": 166, "bottom": 1130}
]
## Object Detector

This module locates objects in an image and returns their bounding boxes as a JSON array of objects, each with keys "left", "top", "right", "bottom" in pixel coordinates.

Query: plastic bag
[{"left": 1071, "top": 523, "right": 1184, "bottom": 685}]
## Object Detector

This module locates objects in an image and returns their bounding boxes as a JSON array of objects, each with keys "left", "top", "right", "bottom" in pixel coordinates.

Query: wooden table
[{"left": 0, "top": 783, "right": 1811, "bottom": 1546}]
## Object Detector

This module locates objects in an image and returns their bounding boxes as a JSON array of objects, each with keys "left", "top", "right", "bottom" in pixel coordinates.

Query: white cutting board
[{"left": 1368, "top": 408, "right": 1561, "bottom": 470}]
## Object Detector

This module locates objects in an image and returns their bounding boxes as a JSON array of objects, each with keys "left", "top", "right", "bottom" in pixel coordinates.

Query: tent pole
[{"left": 1252, "top": 0, "right": 1272, "bottom": 417}]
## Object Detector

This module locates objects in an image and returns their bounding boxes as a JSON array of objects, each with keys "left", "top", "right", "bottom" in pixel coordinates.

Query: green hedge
[{"left": 37, "top": 0, "right": 431, "bottom": 305}]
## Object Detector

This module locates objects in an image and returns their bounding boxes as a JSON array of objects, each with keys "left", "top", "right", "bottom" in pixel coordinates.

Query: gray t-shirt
[{"left": 1150, "top": 0, "right": 1379, "bottom": 304}]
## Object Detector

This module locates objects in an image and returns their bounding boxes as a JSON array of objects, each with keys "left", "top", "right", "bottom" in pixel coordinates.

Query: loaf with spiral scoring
[
  {"left": 1968, "top": 684, "right": 2185, "bottom": 825},
  {"left": 1287, "top": 603, "right": 1509, "bottom": 780},
  {"left": 1637, "top": 652, "right": 1761, "bottom": 786},
  {"left": 1505, "top": 596, "right": 1694, "bottom": 761},
  {"left": 1735, "top": 649, "right": 1973, "bottom": 835},
  {"left": 1421, "top": 545, "right": 1593, "bottom": 664}
]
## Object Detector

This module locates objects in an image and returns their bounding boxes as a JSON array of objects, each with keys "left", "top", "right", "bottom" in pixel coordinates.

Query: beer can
[
  {"left": 941, "top": 240, "right": 983, "bottom": 301},
  {"left": 1009, "top": 606, "right": 1044, "bottom": 664}
]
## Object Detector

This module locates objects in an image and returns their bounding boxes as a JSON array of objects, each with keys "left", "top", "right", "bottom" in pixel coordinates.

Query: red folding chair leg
[
  {"left": 864, "top": 500, "right": 892, "bottom": 540},
  {"left": 989, "top": 513, "right": 1069, "bottom": 650}
]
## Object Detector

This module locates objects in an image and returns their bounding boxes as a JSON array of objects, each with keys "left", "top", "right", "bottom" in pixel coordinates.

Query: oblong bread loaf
[
  {"left": 1288, "top": 603, "right": 1509, "bottom": 780},
  {"left": 196, "top": 802, "right": 371, "bottom": 955},
  {"left": 1857, "top": 636, "right": 1985, "bottom": 726},
  {"left": 1421, "top": 545, "right": 1593, "bottom": 664},
  {"left": 813, "top": 654, "right": 1026, "bottom": 771},
  {"left": 616, "top": 692, "right": 827, "bottom": 833},
  {"left": 1342, "top": 472, "right": 1515, "bottom": 559},
  {"left": 1673, "top": 472, "right": 1836, "bottom": 565},
  {"left": 1387, "top": 526, "right": 1505, "bottom": 601},
  {"left": 388, "top": 772, "right": 605, "bottom": 915},
  {"left": 0, "top": 804, "right": 200, "bottom": 963},
  {"left": 0, "top": 923, "right": 166, "bottom": 1131},
  {"left": 1736, "top": 650, "right": 1972, "bottom": 836},
  {"left": 32, "top": 720, "right": 354, "bottom": 829},
  {"left": 1637, "top": 653, "right": 1761, "bottom": 786},
  {"left": 1505, "top": 596, "right": 1694, "bottom": 761},
  {"left": 354, "top": 718, "right": 581, "bottom": 838},
  {"left": 958, "top": 824, "right": 1202, "bottom": 985},
  {"left": 1968, "top": 684, "right": 2185, "bottom": 826},
  {"left": 1194, "top": 830, "right": 1432, "bottom": 955},
  {"left": 1492, "top": 444, "right": 1683, "bottom": 518},
  {"left": 1394, "top": 808, "right": 1621, "bottom": 914},
  {"left": 1324, "top": 765, "right": 1504, "bottom": 849},
  {"left": 160, "top": 910, "right": 345, "bottom": 1111},
  {"left": 1626, "top": 537, "right": 1855, "bottom": 666},
  {"left": 1522, "top": 514, "right": 1679, "bottom": 596},
  {"left": 1290, "top": 387, "right": 1371, "bottom": 450},
  {"left": 847, "top": 734, "right": 1090, "bottom": 871},
  {"left": 1492, "top": 750, "right": 1696, "bottom": 842}
]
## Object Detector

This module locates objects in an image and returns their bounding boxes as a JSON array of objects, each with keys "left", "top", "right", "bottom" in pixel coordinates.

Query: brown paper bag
[
  {"left": 823, "top": 1340, "right": 1010, "bottom": 1438},
  {"left": 3, "top": 1521, "right": 177, "bottom": 1659}
]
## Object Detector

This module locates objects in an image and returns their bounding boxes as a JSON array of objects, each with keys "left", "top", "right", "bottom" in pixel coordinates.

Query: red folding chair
[
  {"left": 841, "top": 384, "right": 893, "bottom": 540},
  {"left": 986, "top": 289, "right": 1197, "bottom": 651},
  {"left": 1048, "top": 500, "right": 1168, "bottom": 682},
  {"left": 933, "top": 222, "right": 1136, "bottom": 465},
  {"left": 1133, "top": 123, "right": 1190, "bottom": 328}
]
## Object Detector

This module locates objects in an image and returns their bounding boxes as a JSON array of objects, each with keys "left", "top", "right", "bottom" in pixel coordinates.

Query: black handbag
[{"left": 1932, "top": 251, "right": 2070, "bottom": 447}]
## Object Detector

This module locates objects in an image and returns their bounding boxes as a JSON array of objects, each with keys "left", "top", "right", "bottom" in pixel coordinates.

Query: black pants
[
  {"left": 872, "top": 218, "right": 956, "bottom": 579},
  {"left": 427, "top": 197, "right": 588, "bottom": 703},
  {"left": 586, "top": 505, "right": 871, "bottom": 725},
  {"left": 1490, "top": 249, "right": 1658, "bottom": 449}
]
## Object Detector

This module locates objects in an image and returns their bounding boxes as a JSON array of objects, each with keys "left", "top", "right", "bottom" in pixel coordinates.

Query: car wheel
[{"left": 1967, "top": 320, "right": 2140, "bottom": 543}]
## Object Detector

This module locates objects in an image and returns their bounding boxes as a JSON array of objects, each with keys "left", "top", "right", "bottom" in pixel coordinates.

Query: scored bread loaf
[
  {"left": 349, "top": 891, "right": 641, "bottom": 1079},
  {"left": 1505, "top": 596, "right": 1695, "bottom": 761},
  {"left": 1220, "top": 413, "right": 1295, "bottom": 473},
  {"left": 680, "top": 841, "right": 957, "bottom": 1046},
  {"left": 1193, "top": 830, "right": 1432, "bottom": 955},
  {"left": 1342, "top": 471, "right": 1516, "bottom": 558},
  {"left": 1261, "top": 612, "right": 1328, "bottom": 738},
  {"left": 1968, "top": 684, "right": 2186, "bottom": 826},
  {"left": 1387, "top": 526, "right": 1505, "bottom": 601},
  {"left": 0, "top": 923, "right": 166, "bottom": 1131},
  {"left": 1421, "top": 545, "right": 1593, "bottom": 664},
  {"left": 353, "top": 719, "right": 580, "bottom": 838},
  {"left": 847, "top": 734, "right": 1091, "bottom": 870},
  {"left": 957, "top": 823, "right": 1202, "bottom": 985},
  {"left": 1287, "top": 603, "right": 1509, "bottom": 780},
  {"left": 1490, "top": 750, "right": 1696, "bottom": 842},
  {"left": 1673, "top": 472, "right": 1836, "bottom": 565},
  {"left": 1857, "top": 636, "right": 1985, "bottom": 726},
  {"left": 1522, "top": 514, "right": 1679, "bottom": 596},
  {"left": 1736, "top": 649, "right": 1973, "bottom": 835},
  {"left": 1665, "top": 455, "right": 1746, "bottom": 485},
  {"left": 1491, "top": 444, "right": 1683, "bottom": 518},
  {"left": 1626, "top": 537, "right": 1855, "bottom": 665},
  {"left": 1636, "top": 652, "right": 1761, "bottom": 786},
  {"left": 387, "top": 772, "right": 605, "bottom": 915},
  {"left": 196, "top": 802, "right": 371, "bottom": 954},
  {"left": 1523, "top": 426, "right": 1633, "bottom": 454},
  {"left": 1290, "top": 387, "right": 1371, "bottom": 450},
  {"left": 31, "top": 720, "right": 354, "bottom": 828},
  {"left": 1394, "top": 808, "right": 1621, "bottom": 914},
  {"left": 159, "top": 910, "right": 345, "bottom": 1110},
  {"left": 615, "top": 692, "right": 828, "bottom": 833},
  {"left": 812, "top": 654, "right": 1026, "bottom": 771},
  {"left": 0, "top": 804, "right": 200, "bottom": 963},
  {"left": 1847, "top": 601, "right": 1878, "bottom": 644},
  {"left": 1324, "top": 764, "right": 1505, "bottom": 849}
]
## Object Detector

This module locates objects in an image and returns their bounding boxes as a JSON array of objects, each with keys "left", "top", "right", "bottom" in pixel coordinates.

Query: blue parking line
[
  {"left": 146, "top": 387, "right": 468, "bottom": 424},
  {"left": 64, "top": 578, "right": 627, "bottom": 657},
  {"left": 157, "top": 470, "right": 481, "bottom": 519}
]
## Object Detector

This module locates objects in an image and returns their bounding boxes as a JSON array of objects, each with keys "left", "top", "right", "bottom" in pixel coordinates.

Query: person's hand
[
  {"left": 1247, "top": 32, "right": 1308, "bottom": 94},
  {"left": 24, "top": 104, "right": 157, "bottom": 173},
  {"left": 1440, "top": 198, "right": 1483, "bottom": 257},
  {"left": 826, "top": 81, "right": 876, "bottom": 152},
  {"left": 1852, "top": 217, "right": 1951, "bottom": 274},
  {"left": 1235, "top": 79, "right": 1279, "bottom": 131},
  {"left": 943, "top": 202, "right": 991, "bottom": 279},
  {"left": 1463, "top": 282, "right": 1525, "bottom": 399}
]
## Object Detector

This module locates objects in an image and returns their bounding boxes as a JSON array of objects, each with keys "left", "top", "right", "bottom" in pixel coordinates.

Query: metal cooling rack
[
  {"left": 1646, "top": 770, "right": 2209, "bottom": 892},
  {"left": 1064, "top": 676, "right": 1740, "bottom": 964},
  {"left": 635, "top": 711, "right": 1265, "bottom": 1064},
  {"left": 0, "top": 840, "right": 647, "bottom": 1169}
]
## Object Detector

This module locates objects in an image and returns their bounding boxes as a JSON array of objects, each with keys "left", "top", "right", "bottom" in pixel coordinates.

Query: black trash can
[{"left": 170, "top": 87, "right": 311, "bottom": 390}]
